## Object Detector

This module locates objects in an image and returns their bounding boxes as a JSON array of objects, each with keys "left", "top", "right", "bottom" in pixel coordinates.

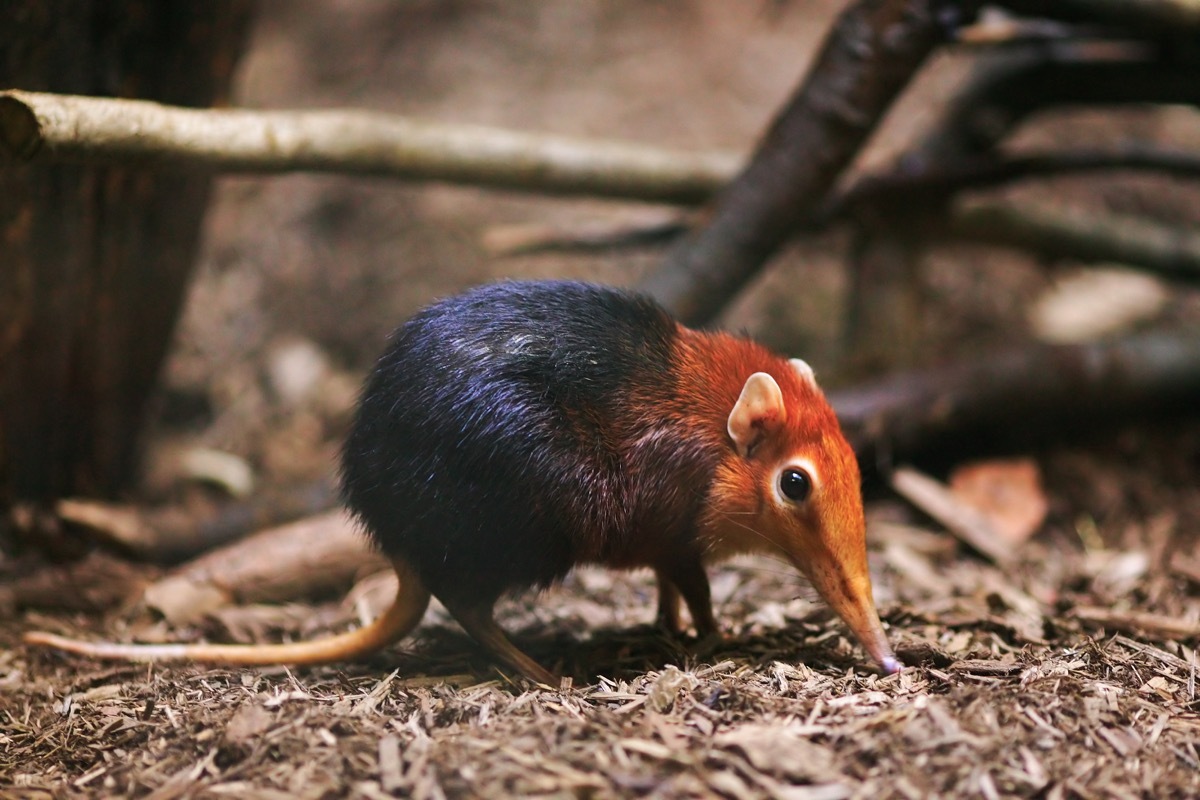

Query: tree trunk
[{"left": 0, "top": 2, "right": 254, "bottom": 504}]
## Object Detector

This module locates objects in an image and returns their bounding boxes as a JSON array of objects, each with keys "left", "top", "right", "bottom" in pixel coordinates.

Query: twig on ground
[
  {"left": 889, "top": 466, "right": 1016, "bottom": 565},
  {"left": 1110, "top": 634, "right": 1196, "bottom": 671}
]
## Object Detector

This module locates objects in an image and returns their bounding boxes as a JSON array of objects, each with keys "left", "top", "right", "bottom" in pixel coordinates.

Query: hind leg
[{"left": 439, "top": 597, "right": 558, "bottom": 686}]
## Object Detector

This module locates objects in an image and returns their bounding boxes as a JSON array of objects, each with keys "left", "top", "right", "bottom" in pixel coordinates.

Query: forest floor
[{"left": 4, "top": 2, "right": 1200, "bottom": 798}]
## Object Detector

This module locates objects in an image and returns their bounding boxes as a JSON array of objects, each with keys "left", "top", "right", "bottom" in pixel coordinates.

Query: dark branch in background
[
  {"left": 829, "top": 147, "right": 1200, "bottom": 221},
  {"left": 837, "top": 38, "right": 1200, "bottom": 371},
  {"left": 636, "top": 0, "right": 1200, "bottom": 326},
  {"left": 894, "top": 46, "right": 1200, "bottom": 168},
  {"left": 841, "top": 227, "right": 925, "bottom": 373},
  {"left": 998, "top": 0, "right": 1200, "bottom": 33},
  {"left": 481, "top": 147, "right": 1200, "bottom": 269},
  {"left": 942, "top": 201, "right": 1200, "bottom": 284},
  {"left": 636, "top": 0, "right": 954, "bottom": 325},
  {"left": 828, "top": 333, "right": 1200, "bottom": 466}
]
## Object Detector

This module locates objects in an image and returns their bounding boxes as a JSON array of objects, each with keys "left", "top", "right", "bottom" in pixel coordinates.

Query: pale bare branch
[{"left": 0, "top": 90, "right": 740, "bottom": 204}]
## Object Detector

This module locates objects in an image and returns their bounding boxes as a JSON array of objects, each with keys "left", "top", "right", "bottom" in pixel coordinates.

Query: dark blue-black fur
[{"left": 339, "top": 281, "right": 682, "bottom": 606}]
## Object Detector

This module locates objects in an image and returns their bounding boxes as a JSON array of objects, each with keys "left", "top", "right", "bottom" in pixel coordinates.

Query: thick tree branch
[
  {"left": 637, "top": 0, "right": 952, "bottom": 324},
  {"left": 0, "top": 90, "right": 740, "bottom": 204},
  {"left": 943, "top": 201, "right": 1200, "bottom": 283},
  {"left": 6, "top": 48, "right": 1200, "bottom": 305},
  {"left": 828, "top": 333, "right": 1200, "bottom": 464},
  {"left": 902, "top": 49, "right": 1200, "bottom": 166}
]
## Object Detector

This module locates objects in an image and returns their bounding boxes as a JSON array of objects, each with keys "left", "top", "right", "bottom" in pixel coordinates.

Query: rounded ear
[
  {"left": 727, "top": 372, "right": 786, "bottom": 458},
  {"left": 790, "top": 358, "right": 818, "bottom": 389}
]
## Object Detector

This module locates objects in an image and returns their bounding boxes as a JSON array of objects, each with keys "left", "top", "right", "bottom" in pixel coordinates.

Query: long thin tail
[{"left": 23, "top": 558, "right": 431, "bottom": 666}]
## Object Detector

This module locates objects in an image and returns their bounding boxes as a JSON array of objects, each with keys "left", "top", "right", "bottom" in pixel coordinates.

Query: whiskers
[
  {"left": 727, "top": 558, "right": 801, "bottom": 581},
  {"left": 709, "top": 508, "right": 791, "bottom": 560}
]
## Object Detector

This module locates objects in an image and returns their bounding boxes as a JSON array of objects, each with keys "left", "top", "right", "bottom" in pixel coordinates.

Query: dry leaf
[
  {"left": 219, "top": 700, "right": 278, "bottom": 764},
  {"left": 949, "top": 458, "right": 1048, "bottom": 546},
  {"left": 646, "top": 667, "right": 697, "bottom": 713},
  {"left": 223, "top": 701, "right": 276, "bottom": 747}
]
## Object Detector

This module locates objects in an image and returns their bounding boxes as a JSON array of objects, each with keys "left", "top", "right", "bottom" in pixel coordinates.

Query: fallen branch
[
  {"left": 56, "top": 479, "right": 339, "bottom": 564},
  {"left": 0, "top": 551, "right": 150, "bottom": 613},
  {"left": 137, "top": 511, "right": 385, "bottom": 625},
  {"left": 828, "top": 333, "right": 1200, "bottom": 463},
  {"left": 1074, "top": 606, "right": 1200, "bottom": 640},
  {"left": 0, "top": 90, "right": 739, "bottom": 204},
  {"left": 637, "top": 0, "right": 952, "bottom": 324}
]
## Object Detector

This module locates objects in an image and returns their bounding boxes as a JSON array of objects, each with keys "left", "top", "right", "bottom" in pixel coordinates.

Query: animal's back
[{"left": 340, "top": 281, "right": 682, "bottom": 605}]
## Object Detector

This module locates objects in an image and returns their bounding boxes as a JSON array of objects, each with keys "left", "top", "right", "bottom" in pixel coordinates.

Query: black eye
[{"left": 779, "top": 468, "right": 812, "bottom": 502}]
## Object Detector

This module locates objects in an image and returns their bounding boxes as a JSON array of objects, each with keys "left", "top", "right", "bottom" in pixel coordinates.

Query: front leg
[
  {"left": 654, "top": 556, "right": 718, "bottom": 638},
  {"left": 654, "top": 570, "right": 683, "bottom": 635}
]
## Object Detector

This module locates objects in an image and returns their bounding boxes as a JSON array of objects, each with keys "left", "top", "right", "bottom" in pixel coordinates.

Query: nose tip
[{"left": 859, "top": 628, "right": 900, "bottom": 675}]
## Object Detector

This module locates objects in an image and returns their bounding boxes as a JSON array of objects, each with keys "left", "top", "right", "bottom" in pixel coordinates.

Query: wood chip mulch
[{"left": 4, "top": 439, "right": 1199, "bottom": 799}]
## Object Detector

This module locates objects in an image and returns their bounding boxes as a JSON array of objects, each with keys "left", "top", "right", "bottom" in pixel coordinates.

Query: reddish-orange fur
[{"left": 670, "top": 326, "right": 894, "bottom": 671}]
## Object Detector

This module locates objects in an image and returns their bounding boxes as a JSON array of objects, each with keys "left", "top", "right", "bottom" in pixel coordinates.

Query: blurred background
[{"left": 161, "top": 0, "right": 1200, "bottom": 498}]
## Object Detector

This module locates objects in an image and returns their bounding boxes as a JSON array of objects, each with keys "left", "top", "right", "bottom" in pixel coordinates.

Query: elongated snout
[{"left": 792, "top": 548, "right": 900, "bottom": 675}]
